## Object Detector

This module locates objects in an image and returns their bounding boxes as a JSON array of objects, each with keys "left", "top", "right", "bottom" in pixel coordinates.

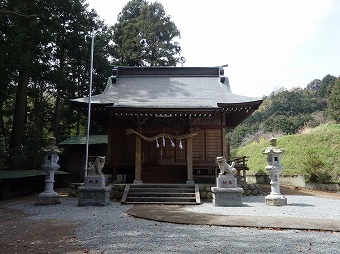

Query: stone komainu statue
[
  {"left": 87, "top": 156, "right": 105, "bottom": 175},
  {"left": 216, "top": 156, "right": 236, "bottom": 175}
]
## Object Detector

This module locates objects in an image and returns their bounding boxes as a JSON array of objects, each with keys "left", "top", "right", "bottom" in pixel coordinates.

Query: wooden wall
[{"left": 107, "top": 112, "right": 227, "bottom": 183}]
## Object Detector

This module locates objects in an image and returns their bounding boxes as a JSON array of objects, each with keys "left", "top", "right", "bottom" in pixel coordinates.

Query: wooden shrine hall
[{"left": 71, "top": 66, "right": 263, "bottom": 184}]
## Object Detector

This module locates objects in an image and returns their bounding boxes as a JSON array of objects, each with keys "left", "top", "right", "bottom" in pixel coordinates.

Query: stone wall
[
  {"left": 110, "top": 184, "right": 126, "bottom": 201},
  {"left": 247, "top": 174, "right": 306, "bottom": 187},
  {"left": 306, "top": 182, "right": 339, "bottom": 192},
  {"left": 69, "top": 183, "right": 125, "bottom": 201},
  {"left": 199, "top": 184, "right": 264, "bottom": 202}
]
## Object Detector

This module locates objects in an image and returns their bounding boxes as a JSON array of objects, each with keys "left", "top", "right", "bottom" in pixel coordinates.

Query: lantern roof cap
[
  {"left": 42, "top": 137, "right": 64, "bottom": 154},
  {"left": 262, "top": 137, "right": 285, "bottom": 154}
]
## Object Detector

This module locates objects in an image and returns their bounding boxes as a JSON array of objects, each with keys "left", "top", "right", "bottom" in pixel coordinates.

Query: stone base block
[
  {"left": 36, "top": 192, "right": 61, "bottom": 205},
  {"left": 211, "top": 187, "right": 243, "bottom": 207},
  {"left": 78, "top": 186, "right": 111, "bottom": 206},
  {"left": 85, "top": 175, "right": 105, "bottom": 188},
  {"left": 265, "top": 194, "right": 287, "bottom": 206},
  {"left": 217, "top": 174, "right": 237, "bottom": 188},
  {"left": 186, "top": 180, "right": 195, "bottom": 185}
]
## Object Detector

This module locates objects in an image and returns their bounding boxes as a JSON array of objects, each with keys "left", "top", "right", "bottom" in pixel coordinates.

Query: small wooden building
[
  {"left": 72, "top": 66, "right": 262, "bottom": 184},
  {"left": 59, "top": 135, "right": 108, "bottom": 182}
]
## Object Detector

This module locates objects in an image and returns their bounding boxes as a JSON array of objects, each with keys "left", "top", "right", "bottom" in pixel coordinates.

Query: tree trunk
[
  {"left": 9, "top": 68, "right": 30, "bottom": 170},
  {"left": 53, "top": 33, "right": 65, "bottom": 142},
  {"left": 0, "top": 103, "right": 10, "bottom": 169},
  {"left": 53, "top": 91, "right": 61, "bottom": 141}
]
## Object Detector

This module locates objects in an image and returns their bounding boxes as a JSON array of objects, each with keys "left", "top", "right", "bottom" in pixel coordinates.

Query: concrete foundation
[
  {"left": 265, "top": 194, "right": 287, "bottom": 206},
  {"left": 36, "top": 192, "right": 61, "bottom": 205},
  {"left": 211, "top": 187, "right": 243, "bottom": 207}
]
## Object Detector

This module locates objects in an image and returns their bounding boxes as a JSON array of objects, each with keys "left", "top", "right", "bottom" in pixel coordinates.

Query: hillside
[
  {"left": 231, "top": 124, "right": 340, "bottom": 181},
  {"left": 230, "top": 75, "right": 340, "bottom": 148}
]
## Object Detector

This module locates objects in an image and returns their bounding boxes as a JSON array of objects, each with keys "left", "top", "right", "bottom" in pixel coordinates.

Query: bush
[{"left": 302, "top": 150, "right": 332, "bottom": 183}]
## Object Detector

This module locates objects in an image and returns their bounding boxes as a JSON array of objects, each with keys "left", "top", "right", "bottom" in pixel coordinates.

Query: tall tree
[
  {"left": 328, "top": 78, "right": 340, "bottom": 123},
  {"left": 1, "top": 0, "right": 112, "bottom": 169},
  {"left": 3, "top": 0, "right": 43, "bottom": 169},
  {"left": 112, "top": 0, "right": 184, "bottom": 66},
  {"left": 318, "top": 74, "right": 337, "bottom": 98}
]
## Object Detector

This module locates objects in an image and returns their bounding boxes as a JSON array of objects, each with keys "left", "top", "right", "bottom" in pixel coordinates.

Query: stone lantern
[
  {"left": 262, "top": 137, "right": 287, "bottom": 206},
  {"left": 36, "top": 137, "right": 63, "bottom": 205}
]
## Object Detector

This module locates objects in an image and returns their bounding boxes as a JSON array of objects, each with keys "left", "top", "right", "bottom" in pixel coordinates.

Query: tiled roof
[{"left": 71, "top": 67, "right": 262, "bottom": 109}]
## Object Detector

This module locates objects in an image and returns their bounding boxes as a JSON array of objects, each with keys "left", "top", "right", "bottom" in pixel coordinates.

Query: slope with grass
[{"left": 231, "top": 124, "right": 340, "bottom": 181}]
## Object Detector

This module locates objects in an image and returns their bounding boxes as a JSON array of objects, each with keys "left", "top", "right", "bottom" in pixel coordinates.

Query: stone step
[
  {"left": 129, "top": 184, "right": 195, "bottom": 189},
  {"left": 128, "top": 192, "right": 195, "bottom": 197},
  {"left": 122, "top": 184, "right": 200, "bottom": 205},
  {"left": 126, "top": 196, "right": 197, "bottom": 202},
  {"left": 129, "top": 188, "right": 194, "bottom": 193},
  {"left": 124, "top": 201, "right": 198, "bottom": 205}
]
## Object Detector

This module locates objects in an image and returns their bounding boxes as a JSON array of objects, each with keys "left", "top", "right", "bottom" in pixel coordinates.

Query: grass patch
[{"left": 231, "top": 123, "right": 340, "bottom": 181}]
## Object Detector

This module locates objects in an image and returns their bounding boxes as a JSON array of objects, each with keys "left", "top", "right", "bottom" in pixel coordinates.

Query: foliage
[
  {"left": 327, "top": 78, "right": 340, "bottom": 123},
  {"left": 232, "top": 124, "right": 340, "bottom": 182},
  {"left": 112, "top": 0, "right": 184, "bottom": 66},
  {"left": 0, "top": 0, "right": 112, "bottom": 169},
  {"left": 0, "top": 0, "right": 185, "bottom": 170},
  {"left": 302, "top": 150, "right": 331, "bottom": 183},
  {"left": 231, "top": 75, "right": 338, "bottom": 148}
]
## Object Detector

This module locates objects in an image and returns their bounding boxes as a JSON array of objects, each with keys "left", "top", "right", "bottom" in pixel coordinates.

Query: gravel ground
[
  {"left": 6, "top": 195, "right": 340, "bottom": 254},
  {"left": 185, "top": 195, "right": 340, "bottom": 219}
]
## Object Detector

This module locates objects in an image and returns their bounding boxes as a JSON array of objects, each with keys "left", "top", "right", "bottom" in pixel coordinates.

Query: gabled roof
[
  {"left": 71, "top": 66, "right": 263, "bottom": 127},
  {"left": 71, "top": 66, "right": 262, "bottom": 109}
]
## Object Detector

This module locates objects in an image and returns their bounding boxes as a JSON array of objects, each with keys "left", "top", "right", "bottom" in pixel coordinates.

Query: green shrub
[{"left": 302, "top": 150, "right": 332, "bottom": 183}]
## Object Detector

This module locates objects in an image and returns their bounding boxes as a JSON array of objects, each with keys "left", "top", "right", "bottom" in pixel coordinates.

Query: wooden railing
[
  {"left": 193, "top": 156, "right": 250, "bottom": 184},
  {"left": 227, "top": 156, "right": 249, "bottom": 184}
]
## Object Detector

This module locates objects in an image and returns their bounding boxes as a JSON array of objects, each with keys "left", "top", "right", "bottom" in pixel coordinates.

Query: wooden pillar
[
  {"left": 107, "top": 112, "right": 115, "bottom": 182},
  {"left": 186, "top": 137, "right": 194, "bottom": 184},
  {"left": 222, "top": 127, "right": 227, "bottom": 157},
  {"left": 134, "top": 135, "right": 142, "bottom": 184},
  {"left": 134, "top": 119, "right": 143, "bottom": 184},
  {"left": 222, "top": 112, "right": 227, "bottom": 157}
]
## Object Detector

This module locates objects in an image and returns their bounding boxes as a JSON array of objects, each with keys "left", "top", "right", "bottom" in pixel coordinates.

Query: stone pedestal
[
  {"left": 36, "top": 170, "right": 61, "bottom": 205},
  {"left": 265, "top": 167, "right": 287, "bottom": 206},
  {"left": 211, "top": 187, "right": 244, "bottom": 207},
  {"left": 211, "top": 174, "right": 243, "bottom": 207},
  {"left": 217, "top": 174, "right": 237, "bottom": 188},
  {"left": 78, "top": 175, "right": 111, "bottom": 206},
  {"left": 36, "top": 192, "right": 61, "bottom": 205},
  {"left": 265, "top": 194, "right": 287, "bottom": 206},
  {"left": 85, "top": 175, "right": 106, "bottom": 188},
  {"left": 78, "top": 186, "right": 111, "bottom": 206}
]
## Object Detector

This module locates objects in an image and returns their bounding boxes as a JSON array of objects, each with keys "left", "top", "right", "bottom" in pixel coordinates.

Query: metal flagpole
[{"left": 84, "top": 29, "right": 95, "bottom": 181}]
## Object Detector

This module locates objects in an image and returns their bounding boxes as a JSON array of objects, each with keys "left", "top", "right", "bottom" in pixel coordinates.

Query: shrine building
[{"left": 70, "top": 66, "right": 263, "bottom": 184}]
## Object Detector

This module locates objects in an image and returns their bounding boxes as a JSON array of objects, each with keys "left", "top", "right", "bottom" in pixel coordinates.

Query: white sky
[{"left": 87, "top": 0, "right": 340, "bottom": 98}]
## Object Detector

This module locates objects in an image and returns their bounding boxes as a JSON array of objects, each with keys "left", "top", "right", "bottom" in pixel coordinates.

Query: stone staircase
[{"left": 121, "top": 184, "right": 201, "bottom": 205}]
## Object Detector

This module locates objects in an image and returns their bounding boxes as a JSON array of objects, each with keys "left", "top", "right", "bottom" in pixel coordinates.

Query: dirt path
[{"left": 0, "top": 195, "right": 85, "bottom": 254}]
